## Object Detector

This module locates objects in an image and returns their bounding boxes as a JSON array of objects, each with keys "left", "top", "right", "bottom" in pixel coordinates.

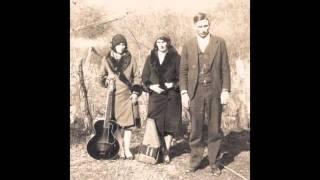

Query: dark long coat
[{"left": 142, "top": 47, "right": 182, "bottom": 137}]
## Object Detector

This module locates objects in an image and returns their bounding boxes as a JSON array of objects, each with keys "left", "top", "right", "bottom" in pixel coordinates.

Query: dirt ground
[{"left": 70, "top": 128, "right": 250, "bottom": 180}]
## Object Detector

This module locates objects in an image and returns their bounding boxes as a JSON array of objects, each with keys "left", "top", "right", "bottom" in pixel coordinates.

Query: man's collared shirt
[{"left": 197, "top": 34, "right": 210, "bottom": 53}]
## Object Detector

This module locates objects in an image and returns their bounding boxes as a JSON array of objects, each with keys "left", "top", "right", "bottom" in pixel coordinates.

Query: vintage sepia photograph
[{"left": 70, "top": 0, "right": 250, "bottom": 179}]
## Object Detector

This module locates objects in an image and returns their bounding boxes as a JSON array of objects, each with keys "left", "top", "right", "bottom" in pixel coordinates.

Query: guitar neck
[{"left": 104, "top": 90, "right": 113, "bottom": 128}]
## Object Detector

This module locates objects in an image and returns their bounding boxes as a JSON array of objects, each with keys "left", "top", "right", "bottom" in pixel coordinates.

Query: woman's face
[
  {"left": 156, "top": 39, "right": 168, "bottom": 52},
  {"left": 115, "top": 43, "right": 126, "bottom": 54}
]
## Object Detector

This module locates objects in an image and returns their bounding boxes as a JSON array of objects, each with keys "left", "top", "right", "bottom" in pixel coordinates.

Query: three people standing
[{"left": 98, "top": 12, "right": 231, "bottom": 177}]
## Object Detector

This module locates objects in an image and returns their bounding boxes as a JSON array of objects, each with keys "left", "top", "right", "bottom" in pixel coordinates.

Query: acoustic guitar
[{"left": 87, "top": 77, "right": 120, "bottom": 160}]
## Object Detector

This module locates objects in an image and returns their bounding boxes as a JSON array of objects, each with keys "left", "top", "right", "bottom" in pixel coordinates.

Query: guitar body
[{"left": 87, "top": 119, "right": 120, "bottom": 160}]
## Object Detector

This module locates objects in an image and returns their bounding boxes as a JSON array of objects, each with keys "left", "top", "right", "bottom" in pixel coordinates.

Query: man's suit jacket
[{"left": 179, "top": 34, "right": 231, "bottom": 100}]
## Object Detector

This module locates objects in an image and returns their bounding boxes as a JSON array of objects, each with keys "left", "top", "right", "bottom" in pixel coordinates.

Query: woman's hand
[
  {"left": 130, "top": 93, "right": 138, "bottom": 103},
  {"left": 106, "top": 74, "right": 116, "bottom": 89},
  {"left": 149, "top": 84, "right": 165, "bottom": 94},
  {"left": 164, "top": 82, "right": 173, "bottom": 89}
]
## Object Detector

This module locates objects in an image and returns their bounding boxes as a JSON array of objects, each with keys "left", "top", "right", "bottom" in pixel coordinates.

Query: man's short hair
[{"left": 193, "top": 12, "right": 209, "bottom": 24}]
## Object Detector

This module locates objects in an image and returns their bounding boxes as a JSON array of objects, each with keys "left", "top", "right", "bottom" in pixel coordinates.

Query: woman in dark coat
[{"left": 141, "top": 34, "right": 182, "bottom": 164}]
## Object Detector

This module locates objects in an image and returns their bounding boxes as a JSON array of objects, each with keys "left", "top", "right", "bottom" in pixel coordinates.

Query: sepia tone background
[{"left": 70, "top": 0, "right": 249, "bottom": 179}]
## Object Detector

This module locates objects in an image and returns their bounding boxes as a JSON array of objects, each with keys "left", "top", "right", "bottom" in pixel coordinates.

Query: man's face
[{"left": 195, "top": 19, "right": 210, "bottom": 38}]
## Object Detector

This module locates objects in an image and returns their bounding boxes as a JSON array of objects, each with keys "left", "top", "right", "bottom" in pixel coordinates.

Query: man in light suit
[{"left": 179, "top": 12, "right": 231, "bottom": 176}]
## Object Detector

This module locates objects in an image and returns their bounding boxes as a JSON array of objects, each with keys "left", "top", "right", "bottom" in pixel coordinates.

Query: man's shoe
[{"left": 210, "top": 167, "right": 221, "bottom": 176}]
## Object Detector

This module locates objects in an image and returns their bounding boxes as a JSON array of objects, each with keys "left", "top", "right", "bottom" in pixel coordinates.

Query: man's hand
[
  {"left": 164, "top": 82, "right": 173, "bottom": 89},
  {"left": 181, "top": 92, "right": 190, "bottom": 109},
  {"left": 149, "top": 84, "right": 165, "bottom": 94},
  {"left": 220, "top": 90, "right": 230, "bottom": 105},
  {"left": 130, "top": 93, "right": 138, "bottom": 103}
]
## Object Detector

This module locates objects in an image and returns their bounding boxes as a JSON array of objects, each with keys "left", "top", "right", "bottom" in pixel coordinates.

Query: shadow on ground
[{"left": 197, "top": 129, "right": 250, "bottom": 170}]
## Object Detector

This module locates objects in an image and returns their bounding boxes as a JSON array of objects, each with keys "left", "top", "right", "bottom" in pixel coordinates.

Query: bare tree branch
[
  {"left": 78, "top": 53, "right": 94, "bottom": 134},
  {"left": 72, "top": 12, "right": 129, "bottom": 33}
]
